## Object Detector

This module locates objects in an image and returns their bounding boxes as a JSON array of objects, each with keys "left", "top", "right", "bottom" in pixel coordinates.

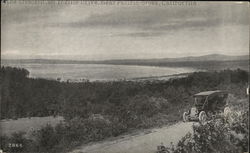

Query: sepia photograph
[{"left": 0, "top": 1, "right": 249, "bottom": 153}]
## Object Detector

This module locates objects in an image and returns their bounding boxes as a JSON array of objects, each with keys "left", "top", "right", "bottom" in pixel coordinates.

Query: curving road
[{"left": 70, "top": 122, "right": 195, "bottom": 153}]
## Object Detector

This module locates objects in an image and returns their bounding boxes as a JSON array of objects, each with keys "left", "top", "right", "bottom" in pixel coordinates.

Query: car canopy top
[
  {"left": 194, "top": 90, "right": 227, "bottom": 97},
  {"left": 194, "top": 90, "right": 228, "bottom": 110}
]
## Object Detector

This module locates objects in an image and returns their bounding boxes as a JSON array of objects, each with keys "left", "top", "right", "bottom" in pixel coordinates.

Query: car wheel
[
  {"left": 199, "top": 111, "right": 207, "bottom": 124},
  {"left": 183, "top": 112, "right": 189, "bottom": 122}
]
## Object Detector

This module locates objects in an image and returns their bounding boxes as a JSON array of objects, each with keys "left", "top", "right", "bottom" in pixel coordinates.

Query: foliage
[
  {"left": 0, "top": 66, "right": 249, "bottom": 153},
  {"left": 1, "top": 67, "right": 248, "bottom": 120},
  {"left": 160, "top": 110, "right": 249, "bottom": 153},
  {"left": 0, "top": 132, "right": 33, "bottom": 153}
]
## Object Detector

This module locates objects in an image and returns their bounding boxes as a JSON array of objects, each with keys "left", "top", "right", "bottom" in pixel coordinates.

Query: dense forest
[{"left": 0, "top": 66, "right": 249, "bottom": 152}]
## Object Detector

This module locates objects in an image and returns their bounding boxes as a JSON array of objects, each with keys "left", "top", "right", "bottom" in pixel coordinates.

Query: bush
[
  {"left": 34, "top": 124, "right": 62, "bottom": 152},
  {"left": 167, "top": 110, "right": 249, "bottom": 153},
  {"left": 0, "top": 132, "right": 33, "bottom": 153}
]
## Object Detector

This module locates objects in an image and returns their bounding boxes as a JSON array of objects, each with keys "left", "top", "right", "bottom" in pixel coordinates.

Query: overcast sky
[{"left": 1, "top": 1, "right": 249, "bottom": 60}]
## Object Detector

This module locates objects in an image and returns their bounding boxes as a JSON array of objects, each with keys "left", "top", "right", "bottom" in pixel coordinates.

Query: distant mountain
[
  {"left": 102, "top": 54, "right": 249, "bottom": 63},
  {"left": 166, "top": 54, "right": 249, "bottom": 62},
  {"left": 1, "top": 54, "right": 249, "bottom": 64},
  {"left": 2, "top": 54, "right": 249, "bottom": 71}
]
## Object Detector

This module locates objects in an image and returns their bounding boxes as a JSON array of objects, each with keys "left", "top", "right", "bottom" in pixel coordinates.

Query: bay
[{"left": 2, "top": 63, "right": 197, "bottom": 81}]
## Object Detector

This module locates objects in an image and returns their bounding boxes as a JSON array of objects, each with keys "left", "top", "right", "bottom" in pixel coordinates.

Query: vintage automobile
[{"left": 183, "top": 90, "right": 229, "bottom": 123}]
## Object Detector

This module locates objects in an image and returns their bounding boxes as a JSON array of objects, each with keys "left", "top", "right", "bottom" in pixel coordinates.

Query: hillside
[
  {"left": 2, "top": 54, "right": 248, "bottom": 64},
  {"left": 0, "top": 67, "right": 248, "bottom": 153},
  {"left": 102, "top": 54, "right": 249, "bottom": 63}
]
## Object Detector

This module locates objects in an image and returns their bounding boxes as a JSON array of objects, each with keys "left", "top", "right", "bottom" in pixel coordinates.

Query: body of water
[{"left": 2, "top": 63, "right": 197, "bottom": 81}]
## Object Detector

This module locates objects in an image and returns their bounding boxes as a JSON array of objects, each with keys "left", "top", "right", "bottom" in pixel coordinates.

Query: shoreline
[
  {"left": 128, "top": 72, "right": 195, "bottom": 81},
  {"left": 28, "top": 72, "right": 198, "bottom": 83}
]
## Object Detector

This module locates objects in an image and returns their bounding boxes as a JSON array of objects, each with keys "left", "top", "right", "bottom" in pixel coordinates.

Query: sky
[{"left": 1, "top": 1, "right": 249, "bottom": 60}]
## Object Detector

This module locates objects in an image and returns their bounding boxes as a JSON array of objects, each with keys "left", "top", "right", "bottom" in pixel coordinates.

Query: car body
[{"left": 183, "top": 90, "right": 229, "bottom": 123}]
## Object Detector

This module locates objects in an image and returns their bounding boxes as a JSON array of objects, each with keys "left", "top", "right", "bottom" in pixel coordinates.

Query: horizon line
[{"left": 1, "top": 53, "right": 249, "bottom": 62}]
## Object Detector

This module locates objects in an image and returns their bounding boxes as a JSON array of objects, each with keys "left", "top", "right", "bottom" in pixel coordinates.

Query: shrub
[
  {"left": 0, "top": 132, "right": 33, "bottom": 153},
  {"left": 164, "top": 110, "right": 249, "bottom": 153}
]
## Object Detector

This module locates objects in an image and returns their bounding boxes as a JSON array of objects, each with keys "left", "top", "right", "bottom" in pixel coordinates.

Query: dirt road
[{"left": 70, "top": 122, "right": 194, "bottom": 153}]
